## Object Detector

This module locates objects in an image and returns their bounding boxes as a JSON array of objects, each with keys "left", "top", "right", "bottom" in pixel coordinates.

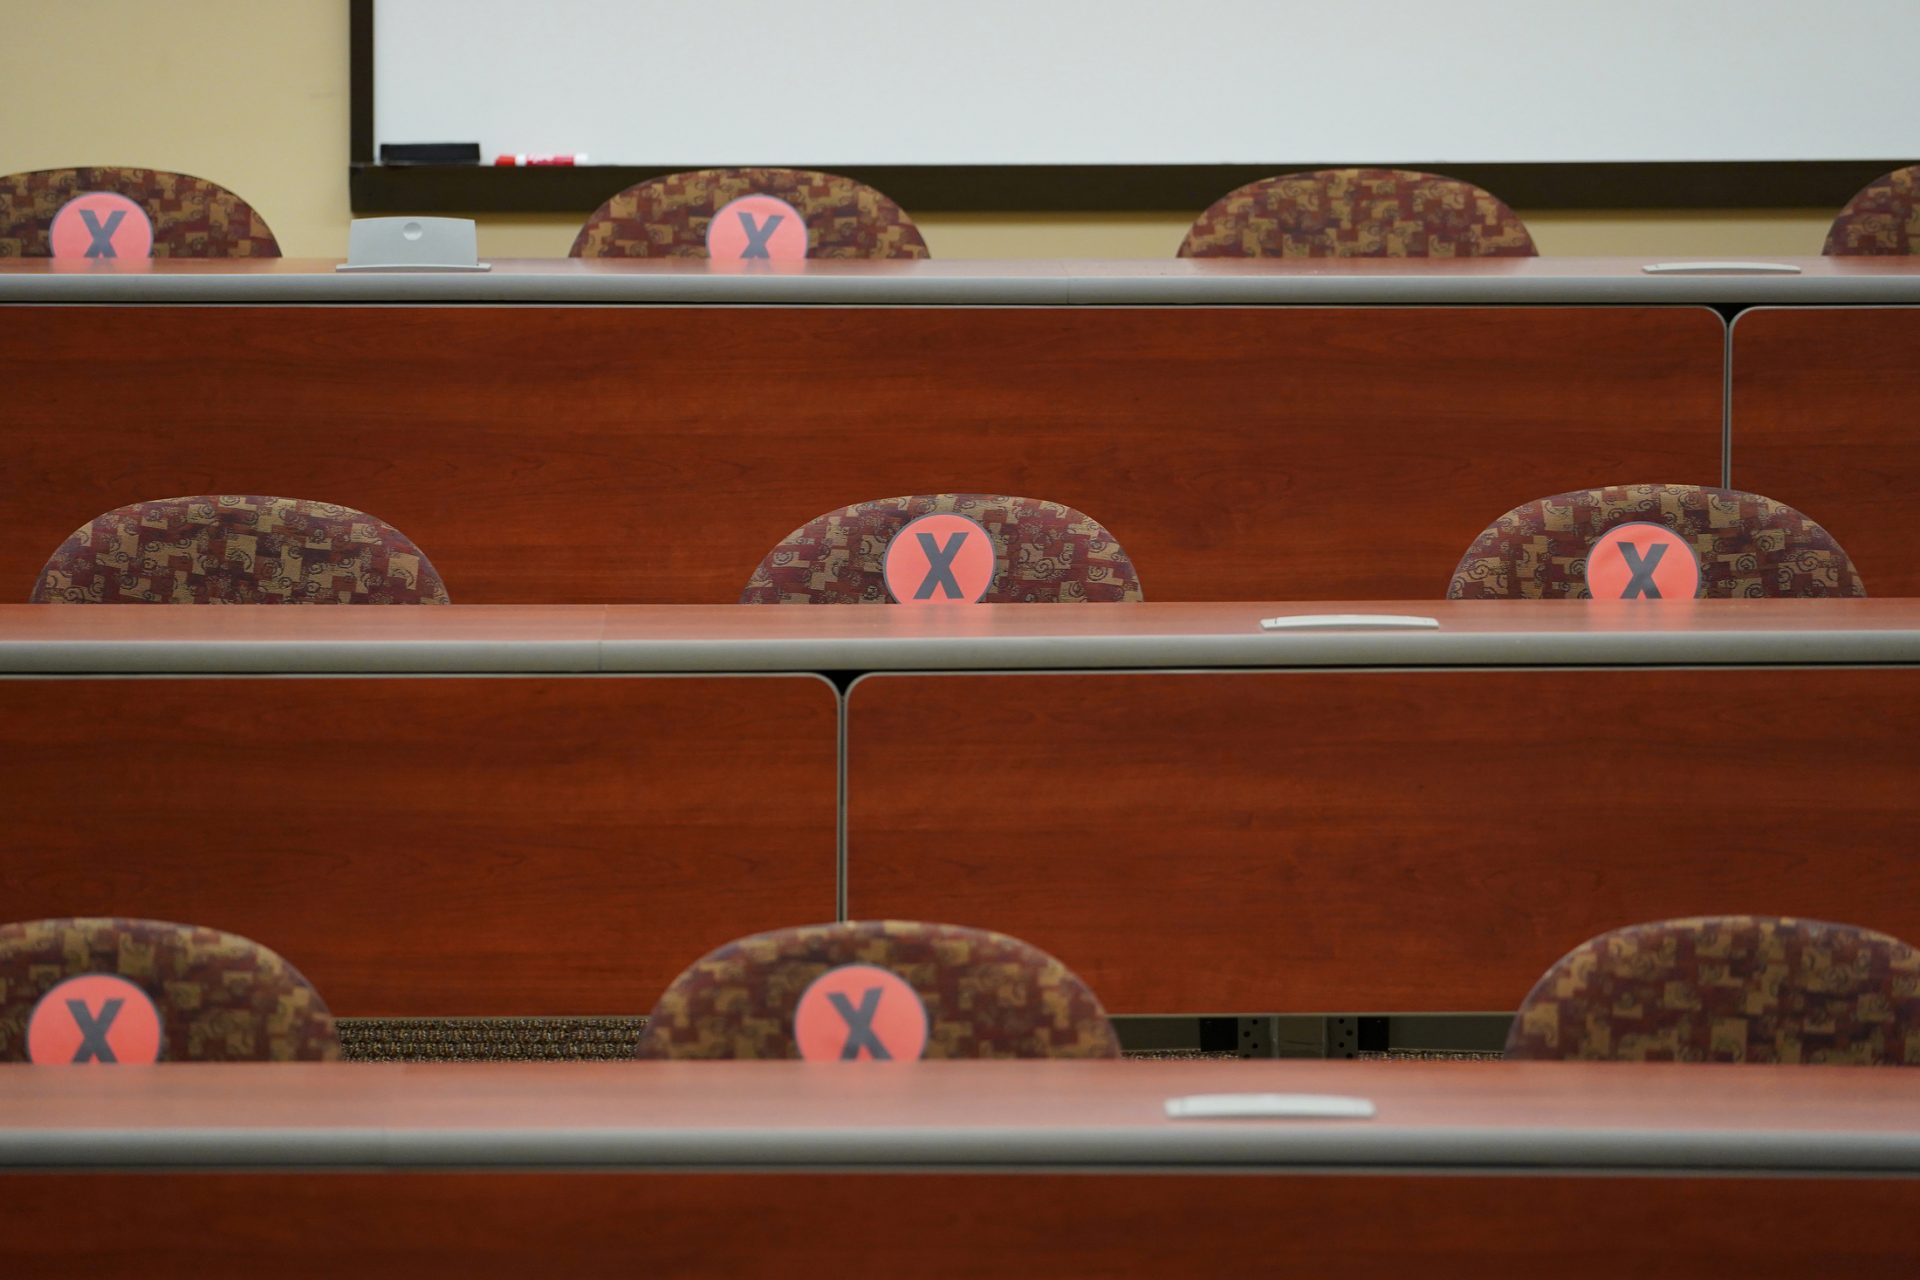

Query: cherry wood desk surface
[
  {"left": 0, "top": 302, "right": 1721, "bottom": 605},
  {"left": 3, "top": 255, "right": 1919, "bottom": 304},
  {"left": 3, "top": 599, "right": 1919, "bottom": 674},
  {"left": 1732, "top": 305, "right": 1920, "bottom": 599},
  {"left": 0, "top": 673, "right": 840, "bottom": 1017},
  {"left": 3, "top": 1059, "right": 1916, "bottom": 1174},
  {"left": 833, "top": 599, "right": 1920, "bottom": 1013}
]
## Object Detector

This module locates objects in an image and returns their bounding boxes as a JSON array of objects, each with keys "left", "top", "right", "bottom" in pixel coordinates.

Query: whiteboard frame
[{"left": 346, "top": 0, "right": 1911, "bottom": 216}]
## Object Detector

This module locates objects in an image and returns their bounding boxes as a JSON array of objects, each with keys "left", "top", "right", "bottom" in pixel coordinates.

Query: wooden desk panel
[
  {"left": 847, "top": 668, "right": 1920, "bottom": 1013},
  {"left": 0, "top": 676, "right": 837, "bottom": 1015},
  {"left": 0, "top": 305, "right": 1722, "bottom": 604},
  {"left": 6, "top": 1172, "right": 1914, "bottom": 1280},
  {"left": 1731, "top": 306, "right": 1920, "bottom": 597}
]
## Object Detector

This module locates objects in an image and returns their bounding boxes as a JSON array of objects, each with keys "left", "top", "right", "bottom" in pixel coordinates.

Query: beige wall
[
  {"left": 0, "top": 0, "right": 1842, "bottom": 261},
  {"left": 2, "top": 1, "right": 352, "bottom": 260},
  {"left": 909, "top": 209, "right": 1839, "bottom": 260}
]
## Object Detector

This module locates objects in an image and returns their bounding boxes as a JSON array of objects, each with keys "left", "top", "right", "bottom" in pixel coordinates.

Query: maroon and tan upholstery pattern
[
  {"left": 741, "top": 493, "right": 1143, "bottom": 604},
  {"left": 635, "top": 920, "right": 1121, "bottom": 1060},
  {"left": 32, "top": 495, "right": 451, "bottom": 604},
  {"left": 0, "top": 918, "right": 340, "bottom": 1062},
  {"left": 570, "top": 167, "right": 929, "bottom": 259},
  {"left": 1507, "top": 916, "right": 1920, "bottom": 1065},
  {"left": 1178, "top": 168, "right": 1537, "bottom": 258},
  {"left": 1824, "top": 165, "right": 1920, "bottom": 256},
  {"left": 1446, "top": 484, "right": 1864, "bottom": 599},
  {"left": 0, "top": 167, "right": 280, "bottom": 258}
]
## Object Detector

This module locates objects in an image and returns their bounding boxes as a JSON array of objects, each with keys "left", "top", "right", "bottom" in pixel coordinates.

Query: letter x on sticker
[
  {"left": 737, "top": 211, "right": 783, "bottom": 258},
  {"left": 1618, "top": 542, "right": 1667, "bottom": 598},
  {"left": 79, "top": 209, "right": 126, "bottom": 258},
  {"left": 827, "top": 987, "right": 890, "bottom": 1060},
  {"left": 67, "top": 997, "right": 124, "bottom": 1063},
  {"left": 913, "top": 531, "right": 968, "bottom": 600}
]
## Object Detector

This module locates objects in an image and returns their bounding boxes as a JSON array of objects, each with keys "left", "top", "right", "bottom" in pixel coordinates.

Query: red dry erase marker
[{"left": 494, "top": 154, "right": 589, "bottom": 166}]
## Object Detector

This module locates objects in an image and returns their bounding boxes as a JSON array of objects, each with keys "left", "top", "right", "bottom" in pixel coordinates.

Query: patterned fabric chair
[
  {"left": 1446, "top": 484, "right": 1864, "bottom": 599},
  {"left": 1507, "top": 916, "right": 1920, "bottom": 1064},
  {"left": 0, "top": 917, "right": 341, "bottom": 1062},
  {"left": 0, "top": 167, "right": 281, "bottom": 258},
  {"left": 31, "top": 495, "right": 451, "bottom": 604},
  {"left": 636, "top": 920, "right": 1121, "bottom": 1060},
  {"left": 1824, "top": 165, "right": 1920, "bottom": 256},
  {"left": 1178, "top": 168, "right": 1537, "bottom": 258},
  {"left": 571, "top": 167, "right": 929, "bottom": 259},
  {"left": 741, "top": 493, "right": 1143, "bottom": 604}
]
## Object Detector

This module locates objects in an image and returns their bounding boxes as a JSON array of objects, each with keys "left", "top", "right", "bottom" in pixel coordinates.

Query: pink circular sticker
[
  {"left": 1586, "top": 522, "right": 1703, "bottom": 601},
  {"left": 49, "top": 192, "right": 154, "bottom": 260},
  {"left": 27, "top": 974, "right": 163, "bottom": 1065},
  {"left": 794, "top": 964, "right": 929, "bottom": 1062},
  {"left": 706, "top": 194, "right": 808, "bottom": 261},
  {"left": 882, "top": 513, "right": 996, "bottom": 605}
]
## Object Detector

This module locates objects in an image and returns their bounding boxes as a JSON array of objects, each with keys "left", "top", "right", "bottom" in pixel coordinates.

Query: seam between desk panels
[
  {"left": 837, "top": 682, "right": 849, "bottom": 921},
  {"left": 1723, "top": 307, "right": 1735, "bottom": 487}
]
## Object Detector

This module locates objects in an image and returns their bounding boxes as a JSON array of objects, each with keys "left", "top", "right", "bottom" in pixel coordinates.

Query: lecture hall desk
[
  {"left": 0, "top": 252, "right": 1800, "bottom": 604},
  {"left": 1, "top": 1059, "right": 1916, "bottom": 1278},
  {"left": 3, "top": 598, "right": 1917, "bottom": 1020}
]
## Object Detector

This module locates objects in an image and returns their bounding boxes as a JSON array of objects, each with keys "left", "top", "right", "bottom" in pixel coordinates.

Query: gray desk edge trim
[
  {"left": 0, "top": 629, "right": 1915, "bottom": 675},
  {"left": 1, "top": 1125, "right": 1916, "bottom": 1173},
  {"left": 5, "top": 273, "right": 1920, "bottom": 306}
]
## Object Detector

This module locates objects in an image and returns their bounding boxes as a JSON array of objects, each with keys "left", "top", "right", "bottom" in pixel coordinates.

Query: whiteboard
[{"left": 374, "top": 0, "right": 1919, "bottom": 166}]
